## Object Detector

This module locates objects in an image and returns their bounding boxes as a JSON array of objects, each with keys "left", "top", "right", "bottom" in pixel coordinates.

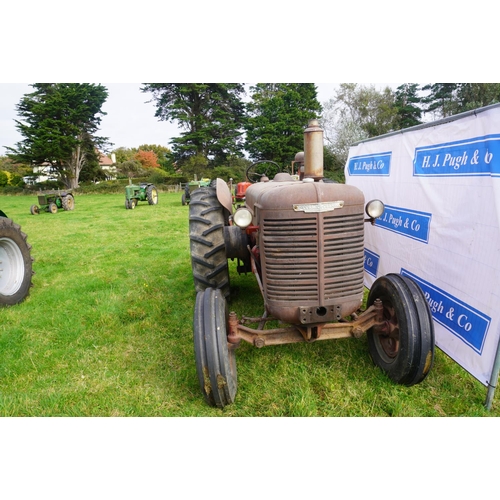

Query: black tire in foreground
[
  {"left": 146, "top": 185, "right": 158, "bottom": 205},
  {"left": 189, "top": 187, "right": 230, "bottom": 298},
  {"left": 366, "top": 273, "right": 434, "bottom": 386},
  {"left": 194, "top": 287, "right": 237, "bottom": 408},
  {"left": 0, "top": 217, "right": 34, "bottom": 306}
]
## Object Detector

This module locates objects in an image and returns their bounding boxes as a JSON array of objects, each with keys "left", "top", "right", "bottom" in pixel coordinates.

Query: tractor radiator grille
[{"left": 262, "top": 212, "right": 365, "bottom": 303}]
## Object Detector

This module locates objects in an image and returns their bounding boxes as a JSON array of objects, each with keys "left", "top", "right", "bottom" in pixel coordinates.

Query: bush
[{"left": 0, "top": 171, "right": 8, "bottom": 187}]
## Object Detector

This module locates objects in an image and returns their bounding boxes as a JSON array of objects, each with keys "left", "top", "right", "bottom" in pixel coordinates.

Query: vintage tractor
[
  {"left": 0, "top": 210, "right": 34, "bottom": 306},
  {"left": 125, "top": 183, "right": 158, "bottom": 210},
  {"left": 182, "top": 178, "right": 211, "bottom": 205},
  {"left": 189, "top": 119, "right": 435, "bottom": 408},
  {"left": 30, "top": 190, "right": 75, "bottom": 215}
]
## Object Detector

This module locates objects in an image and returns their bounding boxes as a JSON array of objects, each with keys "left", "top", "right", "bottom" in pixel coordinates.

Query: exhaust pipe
[{"left": 303, "top": 119, "right": 324, "bottom": 181}]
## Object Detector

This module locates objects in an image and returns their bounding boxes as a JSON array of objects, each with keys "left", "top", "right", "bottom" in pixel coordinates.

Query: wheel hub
[{"left": 0, "top": 237, "right": 25, "bottom": 296}]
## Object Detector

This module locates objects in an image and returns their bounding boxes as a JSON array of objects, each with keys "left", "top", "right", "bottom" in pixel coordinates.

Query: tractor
[
  {"left": 124, "top": 183, "right": 158, "bottom": 210},
  {"left": 182, "top": 177, "right": 211, "bottom": 205},
  {"left": 189, "top": 119, "right": 435, "bottom": 408},
  {"left": 0, "top": 209, "right": 34, "bottom": 306},
  {"left": 30, "top": 190, "right": 75, "bottom": 215}
]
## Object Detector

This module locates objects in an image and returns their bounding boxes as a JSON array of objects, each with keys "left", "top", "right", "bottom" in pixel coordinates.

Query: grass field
[{"left": 0, "top": 191, "right": 497, "bottom": 416}]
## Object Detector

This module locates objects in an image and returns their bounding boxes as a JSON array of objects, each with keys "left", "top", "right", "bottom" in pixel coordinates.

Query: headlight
[
  {"left": 365, "top": 199, "right": 385, "bottom": 219},
  {"left": 233, "top": 207, "right": 253, "bottom": 228}
]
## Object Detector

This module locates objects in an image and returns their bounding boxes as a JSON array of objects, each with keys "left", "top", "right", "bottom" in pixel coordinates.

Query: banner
[{"left": 346, "top": 104, "right": 500, "bottom": 387}]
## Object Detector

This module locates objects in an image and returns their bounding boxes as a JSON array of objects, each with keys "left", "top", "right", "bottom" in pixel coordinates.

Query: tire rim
[
  {"left": 374, "top": 301, "right": 400, "bottom": 359},
  {"left": 0, "top": 237, "right": 25, "bottom": 296}
]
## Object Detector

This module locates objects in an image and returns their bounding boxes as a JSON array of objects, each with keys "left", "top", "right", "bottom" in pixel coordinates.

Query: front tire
[
  {"left": 189, "top": 187, "right": 230, "bottom": 298},
  {"left": 194, "top": 288, "right": 237, "bottom": 408},
  {"left": 49, "top": 202, "right": 58, "bottom": 214},
  {"left": 367, "top": 273, "right": 434, "bottom": 386},
  {"left": 30, "top": 205, "right": 39, "bottom": 215},
  {"left": 0, "top": 218, "right": 34, "bottom": 306}
]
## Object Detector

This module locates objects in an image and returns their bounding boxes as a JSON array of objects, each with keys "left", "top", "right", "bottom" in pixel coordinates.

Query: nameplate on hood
[{"left": 293, "top": 201, "right": 344, "bottom": 213}]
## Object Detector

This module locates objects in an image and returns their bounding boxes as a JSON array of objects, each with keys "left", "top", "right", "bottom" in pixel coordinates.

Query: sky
[{"left": 0, "top": 83, "right": 396, "bottom": 157}]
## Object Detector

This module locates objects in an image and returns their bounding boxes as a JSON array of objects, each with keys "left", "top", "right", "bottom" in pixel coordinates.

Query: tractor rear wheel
[
  {"left": 146, "top": 185, "right": 158, "bottom": 205},
  {"left": 0, "top": 217, "right": 34, "bottom": 306},
  {"left": 194, "top": 287, "right": 237, "bottom": 408},
  {"left": 62, "top": 194, "right": 75, "bottom": 211},
  {"left": 189, "top": 187, "right": 230, "bottom": 298},
  {"left": 367, "top": 273, "right": 434, "bottom": 386}
]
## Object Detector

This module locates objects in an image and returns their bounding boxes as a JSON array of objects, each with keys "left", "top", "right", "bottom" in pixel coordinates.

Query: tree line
[{"left": 4, "top": 82, "right": 500, "bottom": 188}]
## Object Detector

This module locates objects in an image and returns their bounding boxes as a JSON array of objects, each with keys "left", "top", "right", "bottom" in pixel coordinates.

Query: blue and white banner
[{"left": 346, "top": 104, "right": 500, "bottom": 387}]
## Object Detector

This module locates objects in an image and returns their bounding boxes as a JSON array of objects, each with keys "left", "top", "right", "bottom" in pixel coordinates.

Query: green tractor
[
  {"left": 125, "top": 183, "right": 158, "bottom": 210},
  {"left": 182, "top": 178, "right": 211, "bottom": 205},
  {"left": 0, "top": 209, "right": 34, "bottom": 306},
  {"left": 30, "top": 190, "right": 75, "bottom": 215}
]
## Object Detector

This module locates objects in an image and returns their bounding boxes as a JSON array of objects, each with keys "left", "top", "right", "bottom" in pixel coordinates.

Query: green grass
[{"left": 0, "top": 192, "right": 497, "bottom": 416}]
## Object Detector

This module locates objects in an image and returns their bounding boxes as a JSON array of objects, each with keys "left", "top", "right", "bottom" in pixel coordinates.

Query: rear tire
[
  {"left": 367, "top": 273, "right": 434, "bottom": 386},
  {"left": 189, "top": 187, "right": 230, "bottom": 298},
  {"left": 0, "top": 217, "right": 34, "bottom": 306},
  {"left": 62, "top": 194, "right": 75, "bottom": 211},
  {"left": 194, "top": 288, "right": 237, "bottom": 408},
  {"left": 146, "top": 185, "right": 158, "bottom": 205}
]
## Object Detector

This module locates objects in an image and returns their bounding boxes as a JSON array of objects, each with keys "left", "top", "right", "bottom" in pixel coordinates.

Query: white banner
[{"left": 346, "top": 104, "right": 500, "bottom": 386}]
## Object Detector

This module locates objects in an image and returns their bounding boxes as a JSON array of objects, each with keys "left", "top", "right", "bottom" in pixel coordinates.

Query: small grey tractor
[
  {"left": 30, "top": 190, "right": 75, "bottom": 215},
  {"left": 0, "top": 209, "right": 34, "bottom": 306},
  {"left": 124, "top": 183, "right": 159, "bottom": 210}
]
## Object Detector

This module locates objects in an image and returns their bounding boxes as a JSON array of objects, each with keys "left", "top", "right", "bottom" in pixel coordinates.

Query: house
[{"left": 98, "top": 152, "right": 117, "bottom": 180}]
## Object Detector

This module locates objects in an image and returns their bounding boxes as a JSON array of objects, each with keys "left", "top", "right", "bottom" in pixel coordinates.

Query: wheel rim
[
  {"left": 373, "top": 301, "right": 400, "bottom": 359},
  {"left": 0, "top": 237, "right": 25, "bottom": 296}
]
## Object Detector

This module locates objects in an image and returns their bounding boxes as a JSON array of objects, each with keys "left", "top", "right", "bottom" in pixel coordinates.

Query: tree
[
  {"left": 320, "top": 83, "right": 397, "bottom": 170},
  {"left": 7, "top": 83, "right": 109, "bottom": 189},
  {"left": 141, "top": 84, "right": 247, "bottom": 165},
  {"left": 134, "top": 150, "right": 160, "bottom": 169},
  {"left": 394, "top": 83, "right": 423, "bottom": 129},
  {"left": 455, "top": 83, "right": 500, "bottom": 112},
  {"left": 421, "top": 83, "right": 458, "bottom": 119},
  {"left": 244, "top": 83, "right": 322, "bottom": 166}
]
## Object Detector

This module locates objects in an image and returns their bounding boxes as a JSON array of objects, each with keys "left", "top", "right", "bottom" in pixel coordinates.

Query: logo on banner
[
  {"left": 401, "top": 269, "right": 491, "bottom": 354},
  {"left": 375, "top": 205, "right": 432, "bottom": 243},
  {"left": 413, "top": 134, "right": 500, "bottom": 177},
  {"left": 347, "top": 152, "right": 391, "bottom": 176},
  {"left": 364, "top": 248, "right": 380, "bottom": 277}
]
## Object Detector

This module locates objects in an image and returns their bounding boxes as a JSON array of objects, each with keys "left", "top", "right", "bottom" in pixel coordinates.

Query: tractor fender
[{"left": 216, "top": 178, "right": 233, "bottom": 214}]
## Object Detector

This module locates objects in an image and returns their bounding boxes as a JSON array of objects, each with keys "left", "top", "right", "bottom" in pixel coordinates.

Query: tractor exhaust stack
[{"left": 303, "top": 119, "right": 324, "bottom": 181}]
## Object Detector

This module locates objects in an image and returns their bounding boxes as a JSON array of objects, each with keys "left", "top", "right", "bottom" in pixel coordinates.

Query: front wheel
[
  {"left": 30, "top": 205, "right": 39, "bottom": 215},
  {"left": 48, "top": 202, "right": 58, "bottom": 214},
  {"left": 0, "top": 217, "right": 34, "bottom": 306},
  {"left": 194, "top": 288, "right": 237, "bottom": 408},
  {"left": 367, "top": 273, "right": 434, "bottom": 386}
]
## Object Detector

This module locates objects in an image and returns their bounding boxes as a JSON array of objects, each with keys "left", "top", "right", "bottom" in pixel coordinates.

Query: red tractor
[{"left": 189, "top": 120, "right": 434, "bottom": 408}]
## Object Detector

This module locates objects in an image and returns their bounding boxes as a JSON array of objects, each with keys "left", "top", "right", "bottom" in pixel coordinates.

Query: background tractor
[
  {"left": 0, "top": 209, "right": 34, "bottom": 306},
  {"left": 189, "top": 119, "right": 435, "bottom": 408},
  {"left": 30, "top": 190, "right": 75, "bottom": 215},
  {"left": 182, "top": 177, "right": 211, "bottom": 205},
  {"left": 125, "top": 183, "right": 158, "bottom": 210}
]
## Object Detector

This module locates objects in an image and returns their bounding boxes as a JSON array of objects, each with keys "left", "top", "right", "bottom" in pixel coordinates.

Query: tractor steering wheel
[{"left": 245, "top": 160, "right": 282, "bottom": 183}]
